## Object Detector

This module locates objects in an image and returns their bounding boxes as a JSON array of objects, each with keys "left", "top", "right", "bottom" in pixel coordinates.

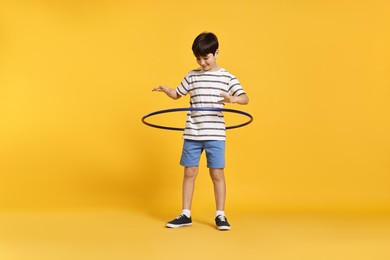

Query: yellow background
[{"left": 0, "top": 0, "right": 389, "bottom": 259}]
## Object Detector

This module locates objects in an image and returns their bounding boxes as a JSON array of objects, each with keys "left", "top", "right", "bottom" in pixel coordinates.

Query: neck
[{"left": 204, "top": 65, "right": 220, "bottom": 72}]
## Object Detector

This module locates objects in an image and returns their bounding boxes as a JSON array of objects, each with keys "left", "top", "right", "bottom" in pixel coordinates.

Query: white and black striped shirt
[{"left": 176, "top": 68, "right": 246, "bottom": 140}]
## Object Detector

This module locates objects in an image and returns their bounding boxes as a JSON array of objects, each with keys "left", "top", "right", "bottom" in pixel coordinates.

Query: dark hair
[{"left": 192, "top": 32, "right": 219, "bottom": 57}]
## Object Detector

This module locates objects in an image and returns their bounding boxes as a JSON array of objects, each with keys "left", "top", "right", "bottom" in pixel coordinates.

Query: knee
[
  {"left": 210, "top": 169, "right": 225, "bottom": 182},
  {"left": 184, "top": 167, "right": 198, "bottom": 178}
]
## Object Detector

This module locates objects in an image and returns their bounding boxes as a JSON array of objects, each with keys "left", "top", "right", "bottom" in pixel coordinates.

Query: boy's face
[{"left": 196, "top": 51, "right": 219, "bottom": 71}]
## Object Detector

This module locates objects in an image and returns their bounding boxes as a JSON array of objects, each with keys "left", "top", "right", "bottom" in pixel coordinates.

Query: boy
[{"left": 152, "top": 32, "right": 249, "bottom": 230}]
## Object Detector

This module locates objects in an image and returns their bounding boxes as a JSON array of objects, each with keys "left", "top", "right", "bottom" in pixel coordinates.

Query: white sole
[
  {"left": 166, "top": 223, "right": 192, "bottom": 228},
  {"left": 217, "top": 226, "right": 231, "bottom": 230}
]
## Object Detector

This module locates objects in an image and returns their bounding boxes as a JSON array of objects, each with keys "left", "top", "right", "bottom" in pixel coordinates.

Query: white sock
[
  {"left": 216, "top": 210, "right": 225, "bottom": 217},
  {"left": 182, "top": 209, "right": 191, "bottom": 218}
]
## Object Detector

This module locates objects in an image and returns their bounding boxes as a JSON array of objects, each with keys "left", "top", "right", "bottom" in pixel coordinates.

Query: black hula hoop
[{"left": 142, "top": 107, "right": 253, "bottom": 131}]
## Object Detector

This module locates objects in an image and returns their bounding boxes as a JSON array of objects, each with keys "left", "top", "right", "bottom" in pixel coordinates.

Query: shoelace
[
  {"left": 217, "top": 215, "right": 226, "bottom": 222},
  {"left": 177, "top": 214, "right": 187, "bottom": 219}
]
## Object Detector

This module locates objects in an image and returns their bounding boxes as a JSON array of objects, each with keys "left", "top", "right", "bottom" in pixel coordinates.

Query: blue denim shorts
[{"left": 180, "top": 139, "right": 225, "bottom": 169}]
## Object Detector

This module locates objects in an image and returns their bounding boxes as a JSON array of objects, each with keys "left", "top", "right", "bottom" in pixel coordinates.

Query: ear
[{"left": 214, "top": 49, "right": 219, "bottom": 58}]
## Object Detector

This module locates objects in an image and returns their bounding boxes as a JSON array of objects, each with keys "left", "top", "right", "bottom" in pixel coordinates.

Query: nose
[{"left": 199, "top": 59, "right": 206, "bottom": 66}]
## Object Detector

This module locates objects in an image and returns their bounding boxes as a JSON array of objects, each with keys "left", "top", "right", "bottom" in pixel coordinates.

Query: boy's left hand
[{"left": 218, "top": 92, "right": 237, "bottom": 104}]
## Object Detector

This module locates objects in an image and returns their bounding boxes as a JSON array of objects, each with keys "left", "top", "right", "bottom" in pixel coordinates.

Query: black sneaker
[
  {"left": 215, "top": 215, "right": 231, "bottom": 230},
  {"left": 166, "top": 214, "right": 192, "bottom": 228}
]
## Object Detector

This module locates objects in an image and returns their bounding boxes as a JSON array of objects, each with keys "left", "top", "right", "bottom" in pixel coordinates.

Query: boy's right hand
[
  {"left": 152, "top": 86, "right": 169, "bottom": 92},
  {"left": 152, "top": 86, "right": 181, "bottom": 100}
]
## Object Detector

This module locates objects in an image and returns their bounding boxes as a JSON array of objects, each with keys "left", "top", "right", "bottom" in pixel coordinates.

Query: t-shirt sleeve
[
  {"left": 176, "top": 74, "right": 191, "bottom": 97},
  {"left": 228, "top": 77, "right": 246, "bottom": 96}
]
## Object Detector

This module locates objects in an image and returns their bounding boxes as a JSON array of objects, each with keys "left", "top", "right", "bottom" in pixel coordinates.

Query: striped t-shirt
[{"left": 176, "top": 68, "right": 246, "bottom": 141}]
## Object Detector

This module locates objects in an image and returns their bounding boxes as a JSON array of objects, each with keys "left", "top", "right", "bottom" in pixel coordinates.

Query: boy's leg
[
  {"left": 166, "top": 166, "right": 198, "bottom": 228},
  {"left": 209, "top": 168, "right": 226, "bottom": 211},
  {"left": 182, "top": 166, "right": 199, "bottom": 210},
  {"left": 210, "top": 168, "right": 231, "bottom": 230},
  {"left": 166, "top": 140, "right": 201, "bottom": 228},
  {"left": 205, "top": 140, "right": 226, "bottom": 210},
  {"left": 179, "top": 140, "right": 202, "bottom": 211}
]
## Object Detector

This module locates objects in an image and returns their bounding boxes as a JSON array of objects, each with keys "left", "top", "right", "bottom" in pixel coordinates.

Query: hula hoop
[{"left": 142, "top": 107, "right": 253, "bottom": 131}]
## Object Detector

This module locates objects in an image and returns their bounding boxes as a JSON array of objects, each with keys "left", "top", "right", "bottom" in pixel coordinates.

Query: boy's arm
[
  {"left": 218, "top": 92, "right": 249, "bottom": 105},
  {"left": 152, "top": 86, "right": 181, "bottom": 100}
]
